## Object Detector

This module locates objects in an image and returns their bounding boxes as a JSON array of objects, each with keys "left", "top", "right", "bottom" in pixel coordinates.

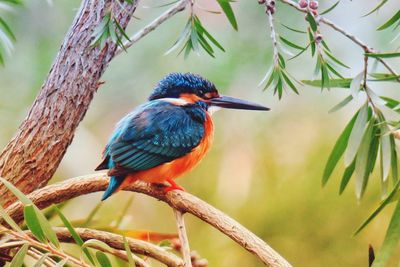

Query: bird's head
[{"left": 149, "top": 73, "right": 269, "bottom": 111}]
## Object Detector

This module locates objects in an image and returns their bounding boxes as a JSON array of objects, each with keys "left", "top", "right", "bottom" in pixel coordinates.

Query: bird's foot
[{"left": 164, "top": 178, "right": 185, "bottom": 193}]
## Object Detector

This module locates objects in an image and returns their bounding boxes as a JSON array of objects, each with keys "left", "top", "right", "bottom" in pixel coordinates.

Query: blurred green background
[{"left": 1, "top": 0, "right": 400, "bottom": 266}]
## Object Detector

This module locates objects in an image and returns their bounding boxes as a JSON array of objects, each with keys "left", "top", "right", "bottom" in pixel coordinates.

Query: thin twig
[
  {"left": 5, "top": 174, "right": 292, "bottom": 267},
  {"left": 115, "top": 0, "right": 189, "bottom": 56},
  {"left": 173, "top": 209, "right": 192, "bottom": 267},
  {"left": 49, "top": 227, "right": 183, "bottom": 267},
  {"left": 265, "top": 2, "right": 279, "bottom": 66},
  {"left": 278, "top": 0, "right": 400, "bottom": 80},
  {"left": 0, "top": 226, "right": 90, "bottom": 267}
]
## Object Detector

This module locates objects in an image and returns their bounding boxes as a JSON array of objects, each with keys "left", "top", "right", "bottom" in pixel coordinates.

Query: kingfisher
[{"left": 96, "top": 73, "right": 269, "bottom": 200}]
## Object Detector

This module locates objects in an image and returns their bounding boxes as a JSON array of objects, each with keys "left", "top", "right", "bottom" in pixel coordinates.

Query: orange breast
[{"left": 122, "top": 112, "right": 214, "bottom": 185}]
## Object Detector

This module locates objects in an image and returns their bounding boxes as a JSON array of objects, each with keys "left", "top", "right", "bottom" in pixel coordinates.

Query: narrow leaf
[
  {"left": 320, "top": 1, "right": 340, "bottom": 15},
  {"left": 366, "top": 52, "right": 400, "bottom": 58},
  {"left": 279, "top": 36, "right": 305, "bottom": 50},
  {"left": 0, "top": 204, "right": 22, "bottom": 233},
  {"left": 55, "top": 206, "right": 95, "bottom": 265},
  {"left": 281, "top": 23, "right": 306, "bottom": 34},
  {"left": 123, "top": 236, "right": 135, "bottom": 266},
  {"left": 354, "top": 116, "right": 375, "bottom": 199},
  {"left": 344, "top": 104, "right": 368, "bottom": 166},
  {"left": 372, "top": 200, "right": 400, "bottom": 267},
  {"left": 329, "top": 95, "right": 353, "bottom": 113},
  {"left": 24, "top": 204, "right": 46, "bottom": 243},
  {"left": 216, "top": 0, "right": 238, "bottom": 30},
  {"left": 363, "top": 0, "right": 388, "bottom": 17},
  {"left": 377, "top": 11, "right": 400, "bottom": 31},
  {"left": 355, "top": 181, "right": 400, "bottom": 234},
  {"left": 0, "top": 177, "right": 33, "bottom": 205},
  {"left": 322, "top": 111, "right": 358, "bottom": 185},
  {"left": 33, "top": 253, "right": 49, "bottom": 267},
  {"left": 350, "top": 72, "right": 363, "bottom": 98},
  {"left": 96, "top": 251, "right": 112, "bottom": 267},
  {"left": 9, "top": 243, "right": 28, "bottom": 267},
  {"left": 339, "top": 159, "right": 356, "bottom": 194},
  {"left": 303, "top": 78, "right": 352, "bottom": 88}
]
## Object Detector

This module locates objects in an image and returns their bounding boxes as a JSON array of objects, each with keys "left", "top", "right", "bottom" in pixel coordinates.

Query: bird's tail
[{"left": 101, "top": 176, "right": 125, "bottom": 201}]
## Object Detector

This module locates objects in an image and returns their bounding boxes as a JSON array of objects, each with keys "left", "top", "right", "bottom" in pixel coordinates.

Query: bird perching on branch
[{"left": 96, "top": 73, "right": 269, "bottom": 200}]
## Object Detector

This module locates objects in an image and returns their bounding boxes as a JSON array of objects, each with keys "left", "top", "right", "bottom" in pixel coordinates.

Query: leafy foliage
[
  {"left": 0, "top": 0, "right": 20, "bottom": 65},
  {"left": 166, "top": 15, "right": 225, "bottom": 58},
  {"left": 91, "top": 11, "right": 131, "bottom": 50}
]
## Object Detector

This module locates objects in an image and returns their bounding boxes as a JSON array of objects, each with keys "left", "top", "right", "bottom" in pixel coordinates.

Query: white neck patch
[
  {"left": 160, "top": 98, "right": 189, "bottom": 105},
  {"left": 208, "top": 106, "right": 221, "bottom": 115}
]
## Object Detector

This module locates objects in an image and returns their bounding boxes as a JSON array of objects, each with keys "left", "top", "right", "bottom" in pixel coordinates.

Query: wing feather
[{"left": 98, "top": 100, "right": 206, "bottom": 175}]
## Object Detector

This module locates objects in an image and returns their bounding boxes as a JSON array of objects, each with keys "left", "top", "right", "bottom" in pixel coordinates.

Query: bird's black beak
[{"left": 209, "top": 95, "right": 270, "bottom": 111}]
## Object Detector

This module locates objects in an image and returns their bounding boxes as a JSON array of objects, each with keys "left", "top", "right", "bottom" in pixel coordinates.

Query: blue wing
[{"left": 96, "top": 100, "right": 206, "bottom": 176}]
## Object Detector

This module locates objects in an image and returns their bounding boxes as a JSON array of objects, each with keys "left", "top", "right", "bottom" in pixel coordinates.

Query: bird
[{"left": 96, "top": 73, "right": 269, "bottom": 200}]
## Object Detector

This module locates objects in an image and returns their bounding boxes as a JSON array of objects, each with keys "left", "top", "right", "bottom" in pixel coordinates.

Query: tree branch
[
  {"left": 173, "top": 210, "right": 192, "bottom": 267},
  {"left": 279, "top": 0, "right": 399, "bottom": 80},
  {"left": 5, "top": 174, "right": 292, "bottom": 267},
  {"left": 115, "top": 0, "right": 188, "bottom": 56},
  {"left": 50, "top": 227, "right": 181, "bottom": 267},
  {"left": 0, "top": 0, "right": 139, "bottom": 207}
]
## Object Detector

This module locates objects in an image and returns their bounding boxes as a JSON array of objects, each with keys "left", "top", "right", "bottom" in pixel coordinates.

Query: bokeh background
[{"left": 1, "top": 0, "right": 400, "bottom": 266}]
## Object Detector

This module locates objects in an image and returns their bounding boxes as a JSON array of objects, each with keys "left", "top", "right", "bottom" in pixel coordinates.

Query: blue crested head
[{"left": 148, "top": 73, "right": 219, "bottom": 101}]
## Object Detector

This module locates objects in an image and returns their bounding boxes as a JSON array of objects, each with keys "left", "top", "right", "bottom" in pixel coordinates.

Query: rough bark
[{"left": 0, "top": 0, "right": 138, "bottom": 207}]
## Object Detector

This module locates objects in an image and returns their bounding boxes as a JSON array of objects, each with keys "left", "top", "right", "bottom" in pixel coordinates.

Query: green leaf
[
  {"left": 329, "top": 95, "right": 353, "bottom": 113},
  {"left": 355, "top": 180, "right": 400, "bottom": 234},
  {"left": 194, "top": 16, "right": 224, "bottom": 52},
  {"left": 380, "top": 125, "right": 391, "bottom": 183},
  {"left": 372, "top": 200, "right": 400, "bottom": 267},
  {"left": 96, "top": 251, "right": 112, "bottom": 267},
  {"left": 363, "top": 0, "right": 388, "bottom": 17},
  {"left": 0, "top": 204, "right": 23, "bottom": 233},
  {"left": 33, "top": 253, "right": 49, "bottom": 267},
  {"left": 33, "top": 206, "right": 60, "bottom": 248},
  {"left": 216, "top": 0, "right": 238, "bottom": 30},
  {"left": 308, "top": 28, "right": 316, "bottom": 56},
  {"left": 354, "top": 117, "right": 375, "bottom": 199},
  {"left": 344, "top": 104, "right": 368, "bottom": 167},
  {"left": 82, "top": 239, "right": 112, "bottom": 252},
  {"left": 306, "top": 12, "right": 318, "bottom": 32},
  {"left": 339, "top": 159, "right": 356, "bottom": 194},
  {"left": 350, "top": 72, "right": 363, "bottom": 97},
  {"left": 55, "top": 206, "right": 95, "bottom": 265},
  {"left": 123, "top": 236, "right": 135, "bottom": 266},
  {"left": 377, "top": 10, "right": 400, "bottom": 31},
  {"left": 0, "top": 177, "right": 33, "bottom": 205},
  {"left": 279, "top": 36, "right": 305, "bottom": 50},
  {"left": 369, "top": 73, "right": 400, "bottom": 82},
  {"left": 55, "top": 258, "right": 68, "bottom": 267},
  {"left": 366, "top": 52, "right": 400, "bottom": 58},
  {"left": 10, "top": 243, "right": 29, "bottom": 267},
  {"left": 322, "top": 111, "right": 358, "bottom": 185},
  {"left": 390, "top": 134, "right": 398, "bottom": 182},
  {"left": 0, "top": 17, "right": 16, "bottom": 41},
  {"left": 325, "top": 49, "right": 350, "bottom": 69},
  {"left": 281, "top": 23, "right": 306, "bottom": 34},
  {"left": 281, "top": 70, "right": 299, "bottom": 94},
  {"left": 302, "top": 78, "right": 352, "bottom": 88},
  {"left": 24, "top": 204, "right": 46, "bottom": 243},
  {"left": 320, "top": 1, "right": 341, "bottom": 15}
]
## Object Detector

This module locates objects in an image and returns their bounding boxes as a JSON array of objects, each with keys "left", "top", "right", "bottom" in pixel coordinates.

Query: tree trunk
[{"left": 0, "top": 0, "right": 138, "bottom": 207}]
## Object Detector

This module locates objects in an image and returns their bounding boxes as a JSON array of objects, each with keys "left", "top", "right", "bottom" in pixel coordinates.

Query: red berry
[
  {"left": 298, "top": 0, "right": 308, "bottom": 8},
  {"left": 311, "top": 9, "right": 318, "bottom": 16},
  {"left": 309, "top": 0, "right": 318, "bottom": 9}
]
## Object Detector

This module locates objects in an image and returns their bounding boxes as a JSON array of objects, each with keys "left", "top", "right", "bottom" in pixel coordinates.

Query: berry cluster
[
  {"left": 299, "top": 0, "right": 319, "bottom": 15},
  {"left": 258, "top": 0, "right": 276, "bottom": 15}
]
